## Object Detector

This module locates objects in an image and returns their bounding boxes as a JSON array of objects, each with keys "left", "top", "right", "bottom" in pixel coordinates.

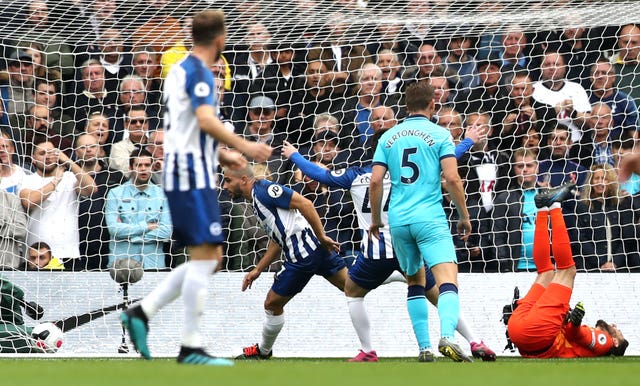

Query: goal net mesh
[{"left": 0, "top": 0, "right": 639, "bottom": 354}]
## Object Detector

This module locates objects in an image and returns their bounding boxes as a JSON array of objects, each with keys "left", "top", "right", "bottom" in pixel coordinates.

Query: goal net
[{"left": 0, "top": 0, "right": 639, "bottom": 356}]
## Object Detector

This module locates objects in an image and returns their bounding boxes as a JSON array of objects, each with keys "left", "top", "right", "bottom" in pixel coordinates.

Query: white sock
[
  {"left": 550, "top": 202, "right": 561, "bottom": 210},
  {"left": 140, "top": 263, "right": 189, "bottom": 319},
  {"left": 382, "top": 271, "right": 407, "bottom": 285},
  {"left": 347, "top": 296, "right": 373, "bottom": 352},
  {"left": 456, "top": 312, "right": 479, "bottom": 345},
  {"left": 260, "top": 310, "right": 284, "bottom": 355},
  {"left": 180, "top": 260, "right": 218, "bottom": 348}
]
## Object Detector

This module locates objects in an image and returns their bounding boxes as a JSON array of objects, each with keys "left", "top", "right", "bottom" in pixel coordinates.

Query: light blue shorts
[{"left": 390, "top": 221, "right": 456, "bottom": 276}]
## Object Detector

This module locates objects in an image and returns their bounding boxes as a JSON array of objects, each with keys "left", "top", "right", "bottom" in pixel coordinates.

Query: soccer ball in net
[{"left": 31, "top": 322, "right": 64, "bottom": 353}]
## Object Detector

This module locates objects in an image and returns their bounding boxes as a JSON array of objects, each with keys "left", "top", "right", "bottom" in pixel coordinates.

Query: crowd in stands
[{"left": 0, "top": 1, "right": 639, "bottom": 273}]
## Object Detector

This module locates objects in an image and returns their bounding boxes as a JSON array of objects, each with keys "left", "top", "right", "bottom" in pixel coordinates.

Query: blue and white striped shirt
[
  {"left": 163, "top": 55, "right": 220, "bottom": 192},
  {"left": 251, "top": 179, "right": 321, "bottom": 263}
]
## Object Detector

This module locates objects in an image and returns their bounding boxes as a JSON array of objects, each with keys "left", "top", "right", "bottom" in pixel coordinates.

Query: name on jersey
[{"left": 385, "top": 129, "right": 435, "bottom": 147}]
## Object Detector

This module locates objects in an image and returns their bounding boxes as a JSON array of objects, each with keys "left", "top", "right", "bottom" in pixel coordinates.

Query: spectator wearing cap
[
  {"left": 250, "top": 42, "right": 305, "bottom": 136},
  {"left": 241, "top": 95, "right": 293, "bottom": 184},
  {"left": 0, "top": 50, "right": 35, "bottom": 117},
  {"left": 457, "top": 53, "right": 509, "bottom": 137}
]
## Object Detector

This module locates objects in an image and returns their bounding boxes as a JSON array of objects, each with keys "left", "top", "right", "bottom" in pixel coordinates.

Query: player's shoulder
[{"left": 254, "top": 179, "right": 288, "bottom": 199}]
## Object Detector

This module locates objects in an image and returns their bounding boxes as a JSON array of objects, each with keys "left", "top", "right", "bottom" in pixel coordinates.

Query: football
[{"left": 31, "top": 322, "right": 64, "bottom": 353}]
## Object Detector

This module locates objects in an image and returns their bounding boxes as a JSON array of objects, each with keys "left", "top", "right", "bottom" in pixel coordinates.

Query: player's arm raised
[
  {"left": 441, "top": 156, "right": 471, "bottom": 242},
  {"left": 289, "top": 191, "right": 340, "bottom": 253},
  {"left": 242, "top": 241, "right": 282, "bottom": 291},
  {"left": 195, "top": 105, "right": 272, "bottom": 162},
  {"left": 368, "top": 164, "right": 386, "bottom": 240}
]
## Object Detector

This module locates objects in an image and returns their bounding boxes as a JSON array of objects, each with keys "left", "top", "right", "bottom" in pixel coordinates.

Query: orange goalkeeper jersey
[{"left": 528, "top": 324, "right": 614, "bottom": 358}]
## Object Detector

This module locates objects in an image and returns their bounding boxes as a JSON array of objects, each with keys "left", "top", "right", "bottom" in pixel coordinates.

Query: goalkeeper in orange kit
[{"left": 507, "top": 182, "right": 629, "bottom": 358}]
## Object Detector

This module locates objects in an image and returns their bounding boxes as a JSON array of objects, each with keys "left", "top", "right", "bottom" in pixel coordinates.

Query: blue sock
[
  {"left": 406, "top": 285, "right": 430, "bottom": 351},
  {"left": 438, "top": 283, "right": 459, "bottom": 339}
]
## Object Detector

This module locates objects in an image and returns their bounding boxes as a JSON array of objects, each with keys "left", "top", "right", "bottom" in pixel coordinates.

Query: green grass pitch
[{"left": 3, "top": 357, "right": 638, "bottom": 386}]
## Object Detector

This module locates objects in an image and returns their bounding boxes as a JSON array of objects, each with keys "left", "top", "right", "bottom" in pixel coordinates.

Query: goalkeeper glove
[{"left": 567, "top": 302, "right": 585, "bottom": 326}]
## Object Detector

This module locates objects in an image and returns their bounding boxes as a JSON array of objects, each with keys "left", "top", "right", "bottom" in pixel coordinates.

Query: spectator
[
  {"left": 96, "top": 28, "right": 130, "bottom": 94},
  {"left": 575, "top": 102, "right": 617, "bottom": 169},
  {"left": 532, "top": 51, "right": 591, "bottom": 142},
  {"left": 457, "top": 112, "right": 511, "bottom": 213},
  {"left": 25, "top": 242, "right": 64, "bottom": 270},
  {"left": 109, "top": 106, "right": 149, "bottom": 176},
  {"left": 523, "top": 126, "right": 543, "bottom": 157},
  {"left": 0, "top": 189, "right": 28, "bottom": 269},
  {"left": 19, "top": 140, "right": 96, "bottom": 270},
  {"left": 403, "top": 43, "right": 445, "bottom": 84},
  {"left": 457, "top": 54, "right": 508, "bottom": 131},
  {"left": 376, "top": 49, "right": 405, "bottom": 99},
  {"left": 443, "top": 35, "right": 479, "bottom": 92},
  {"left": 33, "top": 79, "right": 74, "bottom": 140},
  {"left": 306, "top": 12, "right": 371, "bottom": 96},
  {"left": 22, "top": 42, "right": 61, "bottom": 82},
  {"left": 85, "top": 111, "right": 112, "bottom": 158},
  {"left": 554, "top": 27, "right": 601, "bottom": 90},
  {"left": 0, "top": 50, "right": 35, "bottom": 117},
  {"left": 344, "top": 63, "right": 398, "bottom": 145},
  {"left": 250, "top": 42, "right": 304, "bottom": 136},
  {"left": 538, "top": 126, "right": 588, "bottom": 189},
  {"left": 114, "top": 74, "right": 159, "bottom": 135},
  {"left": 588, "top": 58, "right": 639, "bottom": 140},
  {"left": 610, "top": 24, "right": 640, "bottom": 107},
  {"left": 429, "top": 70, "right": 456, "bottom": 115},
  {"left": 499, "top": 27, "right": 536, "bottom": 83},
  {"left": 227, "top": 21, "right": 273, "bottom": 124},
  {"left": 75, "top": 133, "right": 125, "bottom": 270},
  {"left": 501, "top": 71, "right": 556, "bottom": 150},
  {"left": 146, "top": 129, "right": 164, "bottom": 186},
  {"left": 70, "top": 59, "right": 117, "bottom": 130},
  {"left": 105, "top": 148, "right": 172, "bottom": 270},
  {"left": 131, "top": 47, "right": 163, "bottom": 107},
  {"left": 0, "top": 132, "right": 29, "bottom": 193},
  {"left": 579, "top": 163, "right": 640, "bottom": 271},
  {"left": 436, "top": 107, "right": 464, "bottom": 144},
  {"left": 492, "top": 148, "right": 544, "bottom": 272},
  {"left": 289, "top": 59, "right": 349, "bottom": 145},
  {"left": 367, "top": 23, "right": 417, "bottom": 68},
  {"left": 10, "top": 104, "right": 73, "bottom": 168},
  {"left": 240, "top": 95, "right": 292, "bottom": 184}
]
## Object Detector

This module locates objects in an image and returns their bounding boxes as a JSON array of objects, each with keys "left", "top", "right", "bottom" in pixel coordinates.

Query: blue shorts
[
  {"left": 390, "top": 221, "right": 456, "bottom": 276},
  {"left": 271, "top": 248, "right": 346, "bottom": 297},
  {"left": 348, "top": 256, "right": 402, "bottom": 290},
  {"left": 164, "top": 188, "right": 224, "bottom": 246}
]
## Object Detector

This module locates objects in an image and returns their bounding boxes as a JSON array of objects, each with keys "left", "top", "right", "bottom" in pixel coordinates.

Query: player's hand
[
  {"left": 244, "top": 142, "right": 273, "bottom": 163},
  {"left": 464, "top": 123, "right": 488, "bottom": 143},
  {"left": 219, "top": 148, "right": 247, "bottom": 168},
  {"left": 241, "top": 268, "right": 261, "bottom": 291},
  {"left": 368, "top": 223, "right": 384, "bottom": 240},
  {"left": 319, "top": 235, "right": 340, "bottom": 253},
  {"left": 281, "top": 140, "right": 298, "bottom": 159},
  {"left": 457, "top": 218, "right": 471, "bottom": 242}
]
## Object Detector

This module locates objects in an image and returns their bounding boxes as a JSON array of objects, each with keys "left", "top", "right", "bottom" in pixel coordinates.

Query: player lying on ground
[
  {"left": 223, "top": 163, "right": 348, "bottom": 360},
  {"left": 281, "top": 127, "right": 496, "bottom": 362},
  {"left": 507, "top": 182, "right": 628, "bottom": 358}
]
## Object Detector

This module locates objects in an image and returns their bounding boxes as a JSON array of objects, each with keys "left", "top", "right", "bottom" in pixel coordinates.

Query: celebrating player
[
  {"left": 223, "top": 163, "right": 348, "bottom": 360},
  {"left": 507, "top": 182, "right": 628, "bottom": 358},
  {"left": 120, "top": 10, "right": 272, "bottom": 366},
  {"left": 369, "top": 82, "right": 472, "bottom": 362},
  {"left": 281, "top": 122, "right": 496, "bottom": 362}
]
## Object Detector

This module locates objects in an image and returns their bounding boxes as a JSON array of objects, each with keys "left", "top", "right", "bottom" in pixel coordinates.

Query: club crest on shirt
[
  {"left": 331, "top": 169, "right": 345, "bottom": 177},
  {"left": 194, "top": 82, "right": 210, "bottom": 97},
  {"left": 209, "top": 222, "right": 222, "bottom": 236},
  {"left": 268, "top": 184, "right": 283, "bottom": 198},
  {"left": 597, "top": 333, "right": 608, "bottom": 345}
]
